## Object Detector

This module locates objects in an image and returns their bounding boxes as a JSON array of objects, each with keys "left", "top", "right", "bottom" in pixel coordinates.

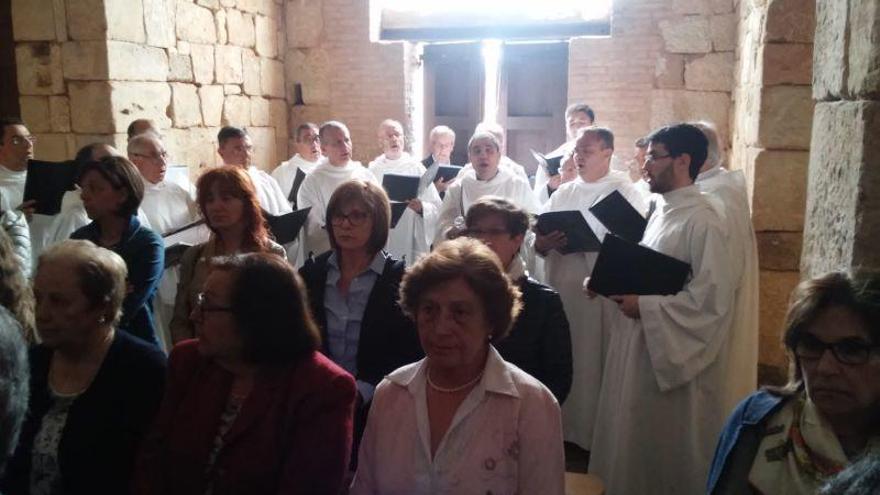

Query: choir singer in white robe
[
  {"left": 457, "top": 122, "right": 529, "bottom": 182},
  {"left": 435, "top": 131, "right": 537, "bottom": 242},
  {"left": 272, "top": 122, "right": 322, "bottom": 209},
  {"left": 297, "top": 121, "right": 377, "bottom": 258},
  {"left": 588, "top": 123, "right": 738, "bottom": 495},
  {"left": 693, "top": 121, "right": 759, "bottom": 412},
  {"left": 368, "top": 119, "right": 440, "bottom": 265},
  {"left": 217, "top": 126, "right": 292, "bottom": 216},
  {"left": 129, "top": 134, "right": 200, "bottom": 351},
  {"left": 535, "top": 126, "right": 646, "bottom": 452}
]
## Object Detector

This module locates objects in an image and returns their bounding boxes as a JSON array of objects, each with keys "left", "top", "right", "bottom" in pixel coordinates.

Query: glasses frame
[
  {"left": 794, "top": 334, "right": 880, "bottom": 366},
  {"left": 9, "top": 135, "right": 36, "bottom": 146},
  {"left": 330, "top": 210, "right": 370, "bottom": 227},
  {"left": 195, "top": 292, "right": 234, "bottom": 317}
]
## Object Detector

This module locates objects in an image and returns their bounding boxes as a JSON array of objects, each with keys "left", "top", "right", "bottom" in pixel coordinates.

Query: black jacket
[
  {"left": 495, "top": 276, "right": 573, "bottom": 404},
  {"left": 299, "top": 251, "right": 423, "bottom": 387},
  {"left": 2, "top": 331, "right": 166, "bottom": 494}
]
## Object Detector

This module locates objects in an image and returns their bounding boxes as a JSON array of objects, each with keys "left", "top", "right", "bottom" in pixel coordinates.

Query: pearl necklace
[{"left": 426, "top": 367, "right": 484, "bottom": 393}]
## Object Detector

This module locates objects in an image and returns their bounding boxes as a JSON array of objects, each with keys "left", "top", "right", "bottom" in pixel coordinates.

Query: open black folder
[
  {"left": 162, "top": 219, "right": 210, "bottom": 269},
  {"left": 588, "top": 234, "right": 691, "bottom": 297},
  {"left": 264, "top": 207, "right": 310, "bottom": 245},
  {"left": 434, "top": 165, "right": 462, "bottom": 183},
  {"left": 382, "top": 173, "right": 420, "bottom": 202},
  {"left": 589, "top": 189, "right": 647, "bottom": 243},
  {"left": 535, "top": 210, "right": 601, "bottom": 254},
  {"left": 24, "top": 159, "right": 79, "bottom": 215},
  {"left": 530, "top": 149, "right": 564, "bottom": 176}
]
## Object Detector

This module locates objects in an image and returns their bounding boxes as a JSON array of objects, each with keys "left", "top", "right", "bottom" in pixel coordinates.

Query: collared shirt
[
  {"left": 324, "top": 250, "right": 387, "bottom": 401},
  {"left": 350, "top": 346, "right": 565, "bottom": 495}
]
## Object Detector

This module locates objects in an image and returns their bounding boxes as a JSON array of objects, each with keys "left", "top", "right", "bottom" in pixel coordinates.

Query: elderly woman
[
  {"left": 465, "top": 196, "right": 572, "bottom": 403},
  {"left": 70, "top": 156, "right": 164, "bottom": 346},
  {"left": 298, "top": 179, "right": 422, "bottom": 461},
  {"left": 134, "top": 253, "right": 356, "bottom": 495},
  {"left": 1, "top": 240, "right": 167, "bottom": 494},
  {"left": 170, "top": 166, "right": 285, "bottom": 344},
  {"left": 351, "top": 237, "right": 565, "bottom": 494},
  {"left": 707, "top": 271, "right": 880, "bottom": 494}
]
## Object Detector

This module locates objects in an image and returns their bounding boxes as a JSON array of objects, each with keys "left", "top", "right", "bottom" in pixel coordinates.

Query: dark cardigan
[{"left": 1, "top": 331, "right": 167, "bottom": 495}]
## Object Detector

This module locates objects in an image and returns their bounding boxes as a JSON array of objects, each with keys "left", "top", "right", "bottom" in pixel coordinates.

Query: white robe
[
  {"left": 0, "top": 164, "right": 26, "bottom": 213},
  {"left": 542, "top": 171, "right": 647, "bottom": 450},
  {"left": 246, "top": 166, "right": 292, "bottom": 216},
  {"left": 297, "top": 159, "right": 378, "bottom": 258},
  {"left": 139, "top": 179, "right": 199, "bottom": 352},
  {"left": 368, "top": 153, "right": 441, "bottom": 265},
  {"left": 272, "top": 154, "right": 320, "bottom": 204},
  {"left": 435, "top": 166, "right": 538, "bottom": 242},
  {"left": 696, "top": 166, "right": 759, "bottom": 412},
  {"left": 589, "top": 185, "right": 737, "bottom": 495}
]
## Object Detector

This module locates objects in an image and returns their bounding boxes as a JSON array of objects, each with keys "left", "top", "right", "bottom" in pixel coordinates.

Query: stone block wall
[
  {"left": 802, "top": 0, "right": 880, "bottom": 277},
  {"left": 12, "top": 0, "right": 289, "bottom": 175},
  {"left": 284, "top": 0, "right": 414, "bottom": 164},
  {"left": 567, "top": 0, "right": 737, "bottom": 158},
  {"left": 729, "top": 0, "right": 815, "bottom": 375}
]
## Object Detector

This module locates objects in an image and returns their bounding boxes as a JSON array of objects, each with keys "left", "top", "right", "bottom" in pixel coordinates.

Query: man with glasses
[
  {"left": 129, "top": 133, "right": 200, "bottom": 351},
  {"left": 587, "top": 123, "right": 739, "bottom": 495},
  {"left": 0, "top": 117, "right": 36, "bottom": 215},
  {"left": 272, "top": 123, "right": 322, "bottom": 210},
  {"left": 535, "top": 126, "right": 647, "bottom": 455}
]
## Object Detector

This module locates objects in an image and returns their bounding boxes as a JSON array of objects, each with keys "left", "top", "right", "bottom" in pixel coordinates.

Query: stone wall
[
  {"left": 802, "top": 0, "right": 880, "bottom": 276},
  {"left": 729, "top": 0, "right": 815, "bottom": 375},
  {"left": 567, "top": 0, "right": 737, "bottom": 159},
  {"left": 284, "top": 0, "right": 415, "bottom": 164},
  {"left": 12, "top": 0, "right": 289, "bottom": 176}
]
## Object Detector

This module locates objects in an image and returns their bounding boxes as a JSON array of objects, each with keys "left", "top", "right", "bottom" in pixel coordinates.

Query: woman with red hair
[{"left": 169, "top": 166, "right": 285, "bottom": 344}]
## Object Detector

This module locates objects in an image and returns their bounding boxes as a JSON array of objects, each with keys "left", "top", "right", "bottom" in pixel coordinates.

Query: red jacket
[{"left": 133, "top": 340, "right": 356, "bottom": 495}]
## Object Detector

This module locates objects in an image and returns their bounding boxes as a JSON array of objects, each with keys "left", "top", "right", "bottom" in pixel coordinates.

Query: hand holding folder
[
  {"left": 24, "top": 160, "right": 79, "bottom": 216},
  {"left": 535, "top": 210, "right": 601, "bottom": 254}
]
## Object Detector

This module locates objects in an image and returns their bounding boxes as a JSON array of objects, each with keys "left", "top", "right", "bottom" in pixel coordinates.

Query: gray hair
[
  {"left": 127, "top": 133, "right": 162, "bottom": 157},
  {"left": 691, "top": 120, "right": 723, "bottom": 170},
  {"left": 467, "top": 131, "right": 501, "bottom": 152},
  {"left": 474, "top": 122, "right": 504, "bottom": 145},
  {"left": 319, "top": 120, "right": 350, "bottom": 141},
  {"left": 0, "top": 306, "right": 28, "bottom": 475},
  {"left": 428, "top": 125, "right": 455, "bottom": 143}
]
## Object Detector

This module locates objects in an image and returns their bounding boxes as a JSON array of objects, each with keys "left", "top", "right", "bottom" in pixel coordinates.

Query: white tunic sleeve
[{"left": 434, "top": 180, "right": 465, "bottom": 243}]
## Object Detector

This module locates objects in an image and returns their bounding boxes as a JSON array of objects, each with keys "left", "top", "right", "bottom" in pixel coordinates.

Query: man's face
[
  {"left": 566, "top": 111, "right": 593, "bottom": 140},
  {"left": 378, "top": 124, "right": 405, "bottom": 160},
  {"left": 0, "top": 124, "right": 35, "bottom": 170},
  {"left": 467, "top": 137, "right": 500, "bottom": 181},
  {"left": 321, "top": 126, "right": 352, "bottom": 167},
  {"left": 218, "top": 136, "right": 253, "bottom": 168},
  {"left": 643, "top": 142, "right": 677, "bottom": 194},
  {"left": 574, "top": 133, "right": 611, "bottom": 180},
  {"left": 129, "top": 139, "right": 168, "bottom": 184},
  {"left": 295, "top": 127, "right": 321, "bottom": 162},
  {"left": 431, "top": 134, "right": 454, "bottom": 164}
]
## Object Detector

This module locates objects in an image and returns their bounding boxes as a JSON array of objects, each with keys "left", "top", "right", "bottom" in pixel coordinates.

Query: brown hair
[
  {"left": 196, "top": 166, "right": 272, "bottom": 252},
  {"left": 78, "top": 155, "right": 144, "bottom": 217},
  {"left": 465, "top": 196, "right": 531, "bottom": 237},
  {"left": 210, "top": 253, "right": 320, "bottom": 365},
  {"left": 325, "top": 179, "right": 390, "bottom": 256},
  {"left": 399, "top": 237, "right": 522, "bottom": 341}
]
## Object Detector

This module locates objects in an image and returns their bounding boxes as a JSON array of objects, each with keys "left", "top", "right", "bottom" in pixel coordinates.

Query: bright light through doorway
[{"left": 380, "top": 0, "right": 612, "bottom": 22}]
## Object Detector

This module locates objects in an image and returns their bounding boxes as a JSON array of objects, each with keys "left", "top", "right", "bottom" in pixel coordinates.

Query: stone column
[{"left": 801, "top": 0, "right": 880, "bottom": 276}]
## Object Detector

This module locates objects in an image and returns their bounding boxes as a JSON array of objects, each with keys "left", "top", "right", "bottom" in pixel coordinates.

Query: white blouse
[{"left": 351, "top": 347, "right": 565, "bottom": 495}]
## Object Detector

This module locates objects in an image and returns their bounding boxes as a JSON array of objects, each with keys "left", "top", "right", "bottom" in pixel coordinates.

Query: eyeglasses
[
  {"left": 330, "top": 210, "right": 369, "bottom": 226},
  {"left": 132, "top": 151, "right": 169, "bottom": 161},
  {"left": 644, "top": 153, "right": 673, "bottom": 165},
  {"left": 195, "top": 292, "right": 233, "bottom": 316},
  {"left": 465, "top": 227, "right": 510, "bottom": 238},
  {"left": 794, "top": 333, "right": 880, "bottom": 365},
  {"left": 10, "top": 135, "right": 36, "bottom": 146}
]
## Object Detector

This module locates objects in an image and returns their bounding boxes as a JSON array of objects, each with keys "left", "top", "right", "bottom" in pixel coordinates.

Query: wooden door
[
  {"left": 498, "top": 42, "right": 568, "bottom": 176},
  {"left": 0, "top": 0, "right": 20, "bottom": 117},
  {"left": 423, "top": 42, "right": 483, "bottom": 165}
]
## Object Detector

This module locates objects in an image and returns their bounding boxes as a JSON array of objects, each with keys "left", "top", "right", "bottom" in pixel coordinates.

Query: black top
[
  {"left": 2, "top": 331, "right": 167, "bottom": 495},
  {"left": 298, "top": 251, "right": 423, "bottom": 388},
  {"left": 494, "top": 276, "right": 573, "bottom": 404}
]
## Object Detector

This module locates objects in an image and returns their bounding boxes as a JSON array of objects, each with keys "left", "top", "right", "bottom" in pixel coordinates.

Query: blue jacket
[
  {"left": 706, "top": 389, "right": 788, "bottom": 494},
  {"left": 71, "top": 216, "right": 164, "bottom": 345}
]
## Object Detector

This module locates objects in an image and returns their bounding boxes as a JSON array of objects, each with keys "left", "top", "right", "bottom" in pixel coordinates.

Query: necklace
[{"left": 426, "top": 367, "right": 484, "bottom": 393}]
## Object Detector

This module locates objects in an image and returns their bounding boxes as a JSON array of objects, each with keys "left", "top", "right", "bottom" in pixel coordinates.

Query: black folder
[
  {"left": 264, "top": 207, "right": 310, "bottom": 245},
  {"left": 589, "top": 190, "right": 647, "bottom": 243},
  {"left": 287, "top": 167, "right": 307, "bottom": 207},
  {"left": 24, "top": 159, "right": 79, "bottom": 215},
  {"left": 382, "top": 173, "right": 420, "bottom": 202},
  {"left": 390, "top": 202, "right": 408, "bottom": 229},
  {"left": 588, "top": 234, "right": 691, "bottom": 297},
  {"left": 530, "top": 149, "right": 564, "bottom": 176},
  {"left": 164, "top": 243, "right": 192, "bottom": 269},
  {"left": 434, "top": 165, "right": 462, "bottom": 183},
  {"left": 535, "top": 210, "right": 601, "bottom": 254}
]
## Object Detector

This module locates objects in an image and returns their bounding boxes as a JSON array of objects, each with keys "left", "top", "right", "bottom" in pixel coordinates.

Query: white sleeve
[{"left": 434, "top": 181, "right": 464, "bottom": 243}]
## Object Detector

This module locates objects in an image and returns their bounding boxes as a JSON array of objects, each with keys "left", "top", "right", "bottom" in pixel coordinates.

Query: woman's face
[
  {"left": 191, "top": 269, "right": 244, "bottom": 361},
  {"left": 330, "top": 201, "right": 373, "bottom": 253},
  {"left": 80, "top": 170, "right": 127, "bottom": 221},
  {"left": 203, "top": 183, "right": 245, "bottom": 231},
  {"left": 800, "top": 305, "right": 880, "bottom": 419},
  {"left": 33, "top": 259, "right": 107, "bottom": 349},
  {"left": 416, "top": 277, "right": 491, "bottom": 373}
]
